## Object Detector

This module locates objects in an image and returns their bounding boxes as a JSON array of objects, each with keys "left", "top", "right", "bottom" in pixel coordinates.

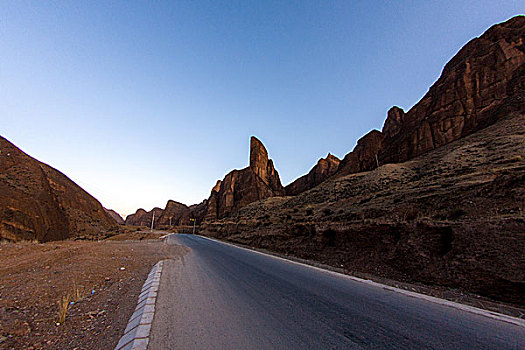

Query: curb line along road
[{"left": 115, "top": 260, "right": 165, "bottom": 350}]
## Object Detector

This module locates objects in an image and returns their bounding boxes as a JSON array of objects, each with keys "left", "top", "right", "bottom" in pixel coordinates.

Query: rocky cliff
[
  {"left": 204, "top": 137, "right": 285, "bottom": 220},
  {"left": 124, "top": 207, "right": 163, "bottom": 227},
  {"left": 157, "top": 200, "right": 191, "bottom": 227},
  {"left": 333, "top": 15, "right": 525, "bottom": 177},
  {"left": 201, "top": 16, "right": 525, "bottom": 306},
  {"left": 285, "top": 154, "right": 340, "bottom": 196},
  {"left": 204, "top": 111, "right": 525, "bottom": 306},
  {"left": 0, "top": 136, "right": 116, "bottom": 242}
]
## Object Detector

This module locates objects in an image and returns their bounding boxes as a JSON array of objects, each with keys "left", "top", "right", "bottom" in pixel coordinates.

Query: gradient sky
[{"left": 1, "top": 1, "right": 523, "bottom": 217}]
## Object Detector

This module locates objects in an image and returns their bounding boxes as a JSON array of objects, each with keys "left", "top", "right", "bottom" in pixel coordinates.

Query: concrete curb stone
[{"left": 115, "top": 260, "right": 165, "bottom": 350}]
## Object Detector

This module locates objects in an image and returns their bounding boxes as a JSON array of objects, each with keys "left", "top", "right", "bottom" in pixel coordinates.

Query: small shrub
[{"left": 57, "top": 294, "right": 70, "bottom": 324}]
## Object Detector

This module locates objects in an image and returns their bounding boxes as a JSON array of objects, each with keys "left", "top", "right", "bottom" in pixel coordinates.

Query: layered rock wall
[{"left": 334, "top": 16, "right": 525, "bottom": 178}]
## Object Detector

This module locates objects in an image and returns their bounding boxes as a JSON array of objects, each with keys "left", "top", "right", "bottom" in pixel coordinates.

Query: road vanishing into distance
[{"left": 148, "top": 234, "right": 524, "bottom": 349}]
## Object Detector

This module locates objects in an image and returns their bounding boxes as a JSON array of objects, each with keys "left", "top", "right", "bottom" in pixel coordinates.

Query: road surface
[{"left": 148, "top": 234, "right": 524, "bottom": 349}]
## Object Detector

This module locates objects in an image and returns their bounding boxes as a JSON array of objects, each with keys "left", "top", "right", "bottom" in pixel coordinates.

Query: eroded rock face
[
  {"left": 285, "top": 154, "right": 340, "bottom": 196},
  {"left": 336, "top": 16, "right": 525, "bottom": 177},
  {"left": 336, "top": 130, "right": 384, "bottom": 178},
  {"left": 124, "top": 207, "right": 163, "bottom": 227},
  {"left": 157, "top": 200, "right": 190, "bottom": 227},
  {"left": 0, "top": 136, "right": 116, "bottom": 242},
  {"left": 382, "top": 106, "right": 406, "bottom": 139},
  {"left": 205, "top": 137, "right": 285, "bottom": 220},
  {"left": 203, "top": 180, "right": 221, "bottom": 222}
]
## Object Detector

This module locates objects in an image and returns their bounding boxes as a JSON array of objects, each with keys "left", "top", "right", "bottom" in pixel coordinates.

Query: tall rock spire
[
  {"left": 202, "top": 136, "right": 285, "bottom": 220},
  {"left": 250, "top": 136, "right": 269, "bottom": 183}
]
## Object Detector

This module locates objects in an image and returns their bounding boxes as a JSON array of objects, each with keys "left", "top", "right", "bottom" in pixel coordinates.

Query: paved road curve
[{"left": 148, "top": 234, "right": 524, "bottom": 349}]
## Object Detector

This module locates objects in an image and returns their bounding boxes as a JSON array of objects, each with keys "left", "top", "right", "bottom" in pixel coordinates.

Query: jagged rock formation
[
  {"left": 204, "top": 110, "right": 525, "bottom": 306},
  {"left": 203, "top": 180, "right": 221, "bottom": 222},
  {"left": 124, "top": 207, "right": 163, "bottom": 227},
  {"left": 333, "top": 15, "right": 525, "bottom": 178},
  {"left": 336, "top": 130, "right": 384, "bottom": 177},
  {"left": 204, "top": 137, "right": 285, "bottom": 220},
  {"left": 104, "top": 208, "right": 124, "bottom": 224},
  {"left": 201, "top": 16, "right": 525, "bottom": 306},
  {"left": 157, "top": 200, "right": 190, "bottom": 227},
  {"left": 285, "top": 154, "right": 340, "bottom": 196},
  {"left": 124, "top": 138, "right": 286, "bottom": 224},
  {"left": 0, "top": 136, "right": 116, "bottom": 242}
]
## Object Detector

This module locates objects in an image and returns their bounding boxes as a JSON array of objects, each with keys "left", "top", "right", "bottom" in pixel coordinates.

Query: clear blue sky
[{"left": 1, "top": 1, "right": 523, "bottom": 217}]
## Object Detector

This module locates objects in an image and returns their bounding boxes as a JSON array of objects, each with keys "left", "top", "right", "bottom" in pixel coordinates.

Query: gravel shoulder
[{"left": 0, "top": 231, "right": 188, "bottom": 349}]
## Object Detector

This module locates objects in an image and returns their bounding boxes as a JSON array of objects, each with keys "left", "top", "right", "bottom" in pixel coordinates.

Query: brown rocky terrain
[
  {"left": 0, "top": 136, "right": 117, "bottom": 242},
  {"left": 203, "top": 112, "right": 525, "bottom": 306},
  {"left": 199, "top": 136, "right": 285, "bottom": 220},
  {"left": 201, "top": 16, "right": 525, "bottom": 307},
  {"left": 285, "top": 153, "right": 340, "bottom": 196},
  {"left": 124, "top": 201, "right": 192, "bottom": 229},
  {"left": 124, "top": 207, "right": 163, "bottom": 227},
  {"left": 333, "top": 15, "right": 525, "bottom": 179},
  {"left": 104, "top": 208, "right": 124, "bottom": 224},
  {"left": 0, "top": 231, "right": 187, "bottom": 349},
  {"left": 156, "top": 200, "right": 191, "bottom": 227}
]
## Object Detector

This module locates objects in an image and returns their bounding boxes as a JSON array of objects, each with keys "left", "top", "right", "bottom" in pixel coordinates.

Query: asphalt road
[{"left": 148, "top": 234, "right": 524, "bottom": 349}]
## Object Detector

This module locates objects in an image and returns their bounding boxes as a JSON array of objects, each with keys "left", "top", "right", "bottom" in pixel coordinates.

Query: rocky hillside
[
  {"left": 0, "top": 136, "right": 117, "bottom": 242},
  {"left": 202, "top": 16, "right": 525, "bottom": 306},
  {"left": 124, "top": 200, "right": 191, "bottom": 228},
  {"left": 286, "top": 15, "right": 525, "bottom": 196},
  {"left": 124, "top": 207, "right": 163, "bottom": 227},
  {"left": 104, "top": 208, "right": 124, "bottom": 224},
  {"left": 204, "top": 112, "right": 525, "bottom": 306},
  {"left": 157, "top": 200, "right": 191, "bottom": 227},
  {"left": 285, "top": 153, "right": 340, "bottom": 196},
  {"left": 335, "top": 15, "right": 524, "bottom": 178}
]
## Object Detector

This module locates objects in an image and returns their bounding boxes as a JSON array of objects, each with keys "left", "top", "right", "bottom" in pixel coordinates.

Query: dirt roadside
[{"left": 0, "top": 231, "right": 187, "bottom": 349}]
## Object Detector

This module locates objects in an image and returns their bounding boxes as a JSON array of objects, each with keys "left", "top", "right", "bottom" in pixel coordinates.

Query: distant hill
[{"left": 0, "top": 136, "right": 116, "bottom": 242}]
